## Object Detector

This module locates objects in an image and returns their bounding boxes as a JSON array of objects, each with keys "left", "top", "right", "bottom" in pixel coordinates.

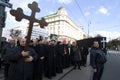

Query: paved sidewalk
[
  {"left": 43, "top": 67, "right": 74, "bottom": 80},
  {"left": 61, "top": 65, "right": 92, "bottom": 80},
  {"left": 61, "top": 52, "right": 92, "bottom": 80}
]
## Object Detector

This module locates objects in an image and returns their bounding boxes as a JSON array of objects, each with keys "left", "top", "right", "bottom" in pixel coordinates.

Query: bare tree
[
  {"left": 10, "top": 29, "right": 22, "bottom": 46},
  {"left": 95, "top": 34, "right": 102, "bottom": 37}
]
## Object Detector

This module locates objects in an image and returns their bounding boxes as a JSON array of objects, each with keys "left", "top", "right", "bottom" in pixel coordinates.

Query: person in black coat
[
  {"left": 45, "top": 40, "right": 57, "bottom": 79},
  {"left": 34, "top": 39, "right": 45, "bottom": 80},
  {"left": 0, "top": 54, "right": 2, "bottom": 69},
  {"left": 4, "top": 38, "right": 37, "bottom": 80},
  {"left": 56, "top": 41, "right": 63, "bottom": 73},
  {"left": 30, "top": 39, "right": 38, "bottom": 80},
  {"left": 72, "top": 41, "right": 81, "bottom": 70},
  {"left": 0, "top": 37, "right": 9, "bottom": 69},
  {"left": 69, "top": 44, "right": 74, "bottom": 66},
  {"left": 2, "top": 38, "right": 16, "bottom": 80},
  {"left": 90, "top": 41, "right": 107, "bottom": 80},
  {"left": 62, "top": 40, "right": 69, "bottom": 68},
  {"left": 67, "top": 41, "right": 72, "bottom": 67},
  {"left": 82, "top": 46, "right": 89, "bottom": 67}
]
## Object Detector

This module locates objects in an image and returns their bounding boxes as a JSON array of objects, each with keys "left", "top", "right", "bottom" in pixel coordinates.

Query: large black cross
[{"left": 10, "top": 1, "right": 48, "bottom": 51}]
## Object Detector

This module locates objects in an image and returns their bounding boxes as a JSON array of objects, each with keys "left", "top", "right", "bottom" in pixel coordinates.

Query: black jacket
[
  {"left": 90, "top": 47, "right": 106, "bottom": 69},
  {"left": 4, "top": 46, "right": 37, "bottom": 80}
]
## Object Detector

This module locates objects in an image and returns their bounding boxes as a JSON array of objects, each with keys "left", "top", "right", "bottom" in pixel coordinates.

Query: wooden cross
[{"left": 10, "top": 1, "right": 48, "bottom": 51}]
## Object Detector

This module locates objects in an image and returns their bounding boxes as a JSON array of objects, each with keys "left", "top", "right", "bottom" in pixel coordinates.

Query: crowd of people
[{"left": 0, "top": 37, "right": 89, "bottom": 80}]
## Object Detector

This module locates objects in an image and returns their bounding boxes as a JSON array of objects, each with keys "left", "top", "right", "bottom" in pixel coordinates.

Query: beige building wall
[{"left": 44, "top": 7, "right": 84, "bottom": 42}]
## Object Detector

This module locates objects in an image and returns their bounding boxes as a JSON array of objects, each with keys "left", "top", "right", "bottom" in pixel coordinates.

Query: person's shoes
[
  {"left": 84, "top": 65, "right": 86, "bottom": 67},
  {"left": 78, "top": 67, "right": 81, "bottom": 70},
  {"left": 73, "top": 67, "right": 76, "bottom": 69},
  {"left": 45, "top": 75, "right": 52, "bottom": 79},
  {"left": 47, "top": 77, "right": 52, "bottom": 79},
  {"left": 4, "top": 78, "right": 8, "bottom": 80},
  {"left": 78, "top": 68, "right": 81, "bottom": 70}
]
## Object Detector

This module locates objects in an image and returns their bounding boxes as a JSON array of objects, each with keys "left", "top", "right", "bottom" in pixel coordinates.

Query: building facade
[{"left": 43, "top": 7, "right": 84, "bottom": 42}]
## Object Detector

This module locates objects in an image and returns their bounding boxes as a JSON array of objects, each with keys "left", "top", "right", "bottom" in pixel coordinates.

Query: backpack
[{"left": 96, "top": 50, "right": 107, "bottom": 64}]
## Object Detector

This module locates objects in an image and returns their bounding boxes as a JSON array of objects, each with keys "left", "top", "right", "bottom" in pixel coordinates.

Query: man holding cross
[{"left": 4, "top": 38, "right": 37, "bottom": 80}]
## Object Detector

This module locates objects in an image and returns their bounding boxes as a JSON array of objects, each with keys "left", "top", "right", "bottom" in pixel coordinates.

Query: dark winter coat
[
  {"left": 90, "top": 47, "right": 107, "bottom": 69},
  {"left": 2, "top": 43, "right": 16, "bottom": 64},
  {"left": 34, "top": 44, "right": 45, "bottom": 75},
  {"left": 4, "top": 46, "right": 37, "bottom": 80},
  {"left": 45, "top": 44, "right": 57, "bottom": 77},
  {"left": 56, "top": 43, "right": 64, "bottom": 73},
  {"left": 72, "top": 47, "right": 81, "bottom": 61}
]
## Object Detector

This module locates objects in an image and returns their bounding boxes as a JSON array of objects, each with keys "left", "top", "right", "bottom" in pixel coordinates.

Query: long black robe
[
  {"left": 62, "top": 44, "right": 70, "bottom": 68},
  {"left": 0, "top": 41, "right": 9, "bottom": 68},
  {"left": 4, "top": 46, "right": 37, "bottom": 80},
  {"left": 56, "top": 43, "right": 64, "bottom": 73},
  {"left": 2, "top": 43, "right": 16, "bottom": 80},
  {"left": 82, "top": 47, "right": 89, "bottom": 66},
  {"left": 34, "top": 44, "right": 45, "bottom": 80},
  {"left": 45, "top": 44, "right": 57, "bottom": 79}
]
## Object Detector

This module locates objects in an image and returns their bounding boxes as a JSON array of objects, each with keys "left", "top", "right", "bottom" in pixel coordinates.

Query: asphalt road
[
  {"left": 61, "top": 51, "right": 120, "bottom": 80},
  {"left": 101, "top": 51, "right": 120, "bottom": 80}
]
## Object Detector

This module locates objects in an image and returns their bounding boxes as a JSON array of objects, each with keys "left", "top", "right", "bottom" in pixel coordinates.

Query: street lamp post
[{"left": 88, "top": 21, "right": 91, "bottom": 37}]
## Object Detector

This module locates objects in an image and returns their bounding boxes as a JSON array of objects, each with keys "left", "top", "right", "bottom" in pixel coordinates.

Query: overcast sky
[{"left": 3, "top": 0, "right": 120, "bottom": 41}]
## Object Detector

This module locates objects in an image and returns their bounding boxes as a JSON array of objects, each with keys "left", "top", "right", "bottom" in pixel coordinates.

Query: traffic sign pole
[
  {"left": 0, "top": 0, "right": 12, "bottom": 52},
  {"left": 0, "top": 4, "right": 5, "bottom": 52}
]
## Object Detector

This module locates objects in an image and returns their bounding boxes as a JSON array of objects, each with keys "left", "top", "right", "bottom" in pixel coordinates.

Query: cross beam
[
  {"left": 101, "top": 38, "right": 106, "bottom": 48},
  {"left": 10, "top": 1, "right": 48, "bottom": 51}
]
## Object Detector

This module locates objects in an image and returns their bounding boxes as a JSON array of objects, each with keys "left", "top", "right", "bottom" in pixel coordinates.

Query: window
[
  {"left": 60, "top": 21, "right": 63, "bottom": 24},
  {"left": 53, "top": 27, "right": 55, "bottom": 31},
  {"left": 50, "top": 27, "right": 52, "bottom": 31},
  {"left": 58, "top": 31, "right": 60, "bottom": 35},
  {"left": 55, "top": 17, "right": 59, "bottom": 20},
  {"left": 58, "top": 26, "right": 60, "bottom": 30},
  {"left": 52, "top": 18, "right": 54, "bottom": 21},
  {"left": 49, "top": 19, "right": 51, "bottom": 22},
  {"left": 52, "top": 23, "right": 54, "bottom": 25},
  {"left": 55, "top": 22, "right": 59, "bottom": 25}
]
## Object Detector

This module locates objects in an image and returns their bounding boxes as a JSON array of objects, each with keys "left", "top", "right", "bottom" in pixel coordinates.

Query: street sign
[
  {"left": 0, "top": 0, "right": 12, "bottom": 8},
  {"left": 101, "top": 37, "right": 106, "bottom": 48}
]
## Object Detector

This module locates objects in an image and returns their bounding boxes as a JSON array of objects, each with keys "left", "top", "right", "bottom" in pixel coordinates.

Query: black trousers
[
  {"left": 74, "top": 61, "right": 81, "bottom": 69},
  {"left": 82, "top": 55, "right": 87, "bottom": 66},
  {"left": 34, "top": 60, "right": 44, "bottom": 80},
  {"left": 4, "top": 63, "right": 10, "bottom": 80},
  {"left": 0, "top": 58, "right": 1, "bottom": 69},
  {"left": 93, "top": 65, "right": 104, "bottom": 80}
]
